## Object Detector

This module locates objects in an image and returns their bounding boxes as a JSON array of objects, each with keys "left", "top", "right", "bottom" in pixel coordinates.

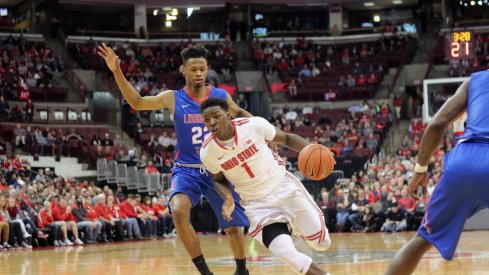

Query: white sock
[{"left": 268, "top": 234, "right": 313, "bottom": 274}]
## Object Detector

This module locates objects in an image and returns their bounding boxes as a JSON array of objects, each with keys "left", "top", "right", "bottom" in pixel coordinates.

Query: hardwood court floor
[{"left": 1, "top": 231, "right": 488, "bottom": 275}]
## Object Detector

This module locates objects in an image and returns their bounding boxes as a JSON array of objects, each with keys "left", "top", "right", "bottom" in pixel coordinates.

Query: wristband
[{"left": 414, "top": 163, "right": 428, "bottom": 173}]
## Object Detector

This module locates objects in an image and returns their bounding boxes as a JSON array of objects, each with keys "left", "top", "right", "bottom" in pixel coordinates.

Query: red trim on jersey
[
  {"left": 248, "top": 212, "right": 283, "bottom": 238},
  {"left": 184, "top": 85, "right": 211, "bottom": 104},
  {"left": 285, "top": 172, "right": 328, "bottom": 244},
  {"left": 212, "top": 135, "right": 230, "bottom": 151},
  {"left": 202, "top": 135, "right": 212, "bottom": 149},
  {"left": 231, "top": 121, "right": 239, "bottom": 146},
  {"left": 210, "top": 120, "right": 241, "bottom": 151},
  {"left": 174, "top": 150, "right": 179, "bottom": 160}
]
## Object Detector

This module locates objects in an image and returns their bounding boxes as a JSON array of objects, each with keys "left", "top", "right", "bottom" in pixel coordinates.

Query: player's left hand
[
  {"left": 222, "top": 195, "right": 235, "bottom": 221},
  {"left": 408, "top": 172, "right": 429, "bottom": 200}
]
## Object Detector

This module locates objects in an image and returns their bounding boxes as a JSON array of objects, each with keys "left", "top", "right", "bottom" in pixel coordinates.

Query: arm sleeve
[{"left": 251, "top": 117, "right": 276, "bottom": 141}]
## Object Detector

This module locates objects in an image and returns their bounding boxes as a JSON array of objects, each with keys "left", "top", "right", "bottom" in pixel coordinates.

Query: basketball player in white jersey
[{"left": 199, "top": 98, "right": 332, "bottom": 275}]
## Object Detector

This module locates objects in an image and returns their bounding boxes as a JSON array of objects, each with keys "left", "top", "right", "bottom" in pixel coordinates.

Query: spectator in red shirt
[
  {"left": 53, "top": 198, "right": 83, "bottom": 245},
  {"left": 140, "top": 196, "right": 159, "bottom": 238},
  {"left": 84, "top": 196, "right": 106, "bottom": 242},
  {"left": 356, "top": 74, "right": 367, "bottom": 86},
  {"left": 368, "top": 183, "right": 382, "bottom": 205},
  {"left": 134, "top": 195, "right": 154, "bottom": 237},
  {"left": 145, "top": 161, "right": 159, "bottom": 175},
  {"left": 94, "top": 194, "right": 123, "bottom": 242},
  {"left": 120, "top": 194, "right": 145, "bottom": 239},
  {"left": 107, "top": 199, "right": 140, "bottom": 240},
  {"left": 153, "top": 197, "right": 175, "bottom": 238},
  {"left": 38, "top": 200, "right": 66, "bottom": 246},
  {"left": 397, "top": 189, "right": 416, "bottom": 214}
]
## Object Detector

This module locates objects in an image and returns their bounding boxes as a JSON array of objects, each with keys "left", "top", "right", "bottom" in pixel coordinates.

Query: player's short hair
[
  {"left": 180, "top": 45, "right": 208, "bottom": 63},
  {"left": 200, "top": 97, "right": 229, "bottom": 113}
]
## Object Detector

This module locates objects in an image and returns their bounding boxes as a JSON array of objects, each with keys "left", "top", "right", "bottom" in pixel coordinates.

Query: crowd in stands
[
  {"left": 313, "top": 117, "right": 451, "bottom": 233},
  {"left": 268, "top": 100, "right": 391, "bottom": 170},
  {"left": 0, "top": 161, "right": 176, "bottom": 250},
  {"left": 253, "top": 35, "right": 417, "bottom": 101},
  {"left": 0, "top": 35, "right": 64, "bottom": 104}
]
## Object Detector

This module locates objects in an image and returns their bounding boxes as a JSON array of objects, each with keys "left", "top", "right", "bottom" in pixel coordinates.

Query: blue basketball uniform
[
  {"left": 418, "top": 70, "right": 489, "bottom": 260},
  {"left": 169, "top": 85, "right": 249, "bottom": 229}
]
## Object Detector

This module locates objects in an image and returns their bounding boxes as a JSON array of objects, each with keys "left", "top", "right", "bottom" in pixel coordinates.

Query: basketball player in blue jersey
[
  {"left": 386, "top": 70, "right": 489, "bottom": 275},
  {"left": 98, "top": 43, "right": 250, "bottom": 275}
]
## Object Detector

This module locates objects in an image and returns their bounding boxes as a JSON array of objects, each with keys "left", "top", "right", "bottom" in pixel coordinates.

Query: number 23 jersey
[
  {"left": 200, "top": 117, "right": 287, "bottom": 201},
  {"left": 173, "top": 85, "right": 227, "bottom": 164}
]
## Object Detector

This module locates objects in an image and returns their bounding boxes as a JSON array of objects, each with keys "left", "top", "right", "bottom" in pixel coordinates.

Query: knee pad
[{"left": 262, "top": 223, "right": 290, "bottom": 248}]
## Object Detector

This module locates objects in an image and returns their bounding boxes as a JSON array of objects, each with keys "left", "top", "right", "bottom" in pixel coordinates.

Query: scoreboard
[{"left": 445, "top": 31, "right": 473, "bottom": 60}]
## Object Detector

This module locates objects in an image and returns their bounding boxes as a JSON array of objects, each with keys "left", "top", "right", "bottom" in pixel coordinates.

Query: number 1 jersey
[
  {"left": 200, "top": 117, "right": 287, "bottom": 201},
  {"left": 174, "top": 85, "right": 227, "bottom": 164}
]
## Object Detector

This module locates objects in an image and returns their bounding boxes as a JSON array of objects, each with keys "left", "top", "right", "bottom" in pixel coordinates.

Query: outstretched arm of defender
[{"left": 98, "top": 43, "right": 173, "bottom": 111}]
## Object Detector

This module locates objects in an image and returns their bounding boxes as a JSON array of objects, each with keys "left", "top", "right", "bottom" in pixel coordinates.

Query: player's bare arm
[
  {"left": 272, "top": 127, "right": 310, "bottom": 153},
  {"left": 409, "top": 79, "right": 469, "bottom": 199},
  {"left": 98, "top": 43, "right": 175, "bottom": 111},
  {"left": 226, "top": 93, "right": 252, "bottom": 118},
  {"left": 210, "top": 171, "right": 235, "bottom": 221}
]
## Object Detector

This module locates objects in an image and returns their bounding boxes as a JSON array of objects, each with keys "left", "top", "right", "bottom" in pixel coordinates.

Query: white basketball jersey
[{"left": 200, "top": 117, "right": 286, "bottom": 201}]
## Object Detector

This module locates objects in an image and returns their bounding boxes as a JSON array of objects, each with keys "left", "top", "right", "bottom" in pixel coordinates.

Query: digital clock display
[{"left": 445, "top": 31, "right": 473, "bottom": 59}]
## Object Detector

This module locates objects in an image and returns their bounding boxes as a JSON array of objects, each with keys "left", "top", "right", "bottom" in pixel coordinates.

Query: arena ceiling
[
  {"left": 57, "top": 0, "right": 385, "bottom": 8},
  {"left": 0, "top": 0, "right": 24, "bottom": 7}
]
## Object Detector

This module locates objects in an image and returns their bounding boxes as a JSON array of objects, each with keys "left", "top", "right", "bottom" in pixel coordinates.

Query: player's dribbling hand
[
  {"left": 222, "top": 195, "right": 235, "bottom": 221},
  {"left": 408, "top": 172, "right": 428, "bottom": 201},
  {"left": 97, "top": 43, "right": 120, "bottom": 73}
]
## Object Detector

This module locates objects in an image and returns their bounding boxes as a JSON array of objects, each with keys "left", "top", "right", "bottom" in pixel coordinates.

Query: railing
[{"left": 97, "top": 158, "right": 169, "bottom": 195}]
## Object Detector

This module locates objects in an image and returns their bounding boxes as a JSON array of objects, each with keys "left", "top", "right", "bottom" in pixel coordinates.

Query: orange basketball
[{"left": 298, "top": 143, "right": 336, "bottom": 181}]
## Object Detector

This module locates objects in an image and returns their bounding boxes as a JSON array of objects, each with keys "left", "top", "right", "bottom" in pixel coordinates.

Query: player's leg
[
  {"left": 385, "top": 234, "right": 432, "bottom": 275},
  {"left": 201, "top": 177, "right": 249, "bottom": 275},
  {"left": 169, "top": 193, "right": 202, "bottom": 257},
  {"left": 169, "top": 167, "right": 213, "bottom": 275},
  {"left": 262, "top": 223, "right": 326, "bottom": 275},
  {"left": 284, "top": 174, "right": 331, "bottom": 251}
]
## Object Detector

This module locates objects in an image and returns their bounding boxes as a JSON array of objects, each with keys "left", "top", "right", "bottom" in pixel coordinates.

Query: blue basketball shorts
[
  {"left": 418, "top": 142, "right": 489, "bottom": 260},
  {"left": 169, "top": 165, "right": 249, "bottom": 229}
]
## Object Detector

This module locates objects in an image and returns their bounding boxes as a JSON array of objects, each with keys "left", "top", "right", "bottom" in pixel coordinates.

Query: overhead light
[
  {"left": 364, "top": 2, "right": 375, "bottom": 6},
  {"left": 393, "top": 0, "right": 403, "bottom": 4},
  {"left": 373, "top": 15, "right": 381, "bottom": 22},
  {"left": 171, "top": 8, "right": 178, "bottom": 16},
  {"left": 153, "top": 9, "right": 158, "bottom": 16},
  {"left": 478, "top": 0, "right": 483, "bottom": 4},
  {"left": 165, "top": 20, "right": 172, "bottom": 28},
  {"left": 187, "top": 8, "right": 194, "bottom": 18},
  {"left": 470, "top": 0, "right": 475, "bottom": 5},
  {"left": 464, "top": 2, "right": 468, "bottom": 5},
  {"left": 166, "top": 14, "right": 177, "bottom": 21},
  {"left": 163, "top": 7, "right": 171, "bottom": 11}
]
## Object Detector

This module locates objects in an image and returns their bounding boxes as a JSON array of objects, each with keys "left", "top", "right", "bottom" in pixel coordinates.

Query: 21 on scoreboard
[{"left": 445, "top": 31, "right": 473, "bottom": 60}]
